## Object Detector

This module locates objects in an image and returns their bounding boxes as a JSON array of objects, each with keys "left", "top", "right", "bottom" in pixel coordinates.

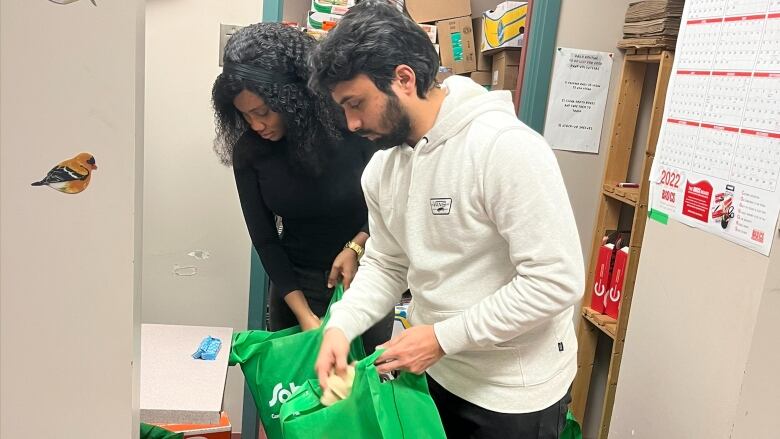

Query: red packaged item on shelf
[
  {"left": 591, "top": 242, "right": 614, "bottom": 313},
  {"left": 606, "top": 247, "right": 629, "bottom": 319}
]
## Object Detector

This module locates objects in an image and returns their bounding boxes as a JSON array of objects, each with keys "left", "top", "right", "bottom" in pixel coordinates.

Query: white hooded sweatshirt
[{"left": 326, "top": 75, "right": 585, "bottom": 413}]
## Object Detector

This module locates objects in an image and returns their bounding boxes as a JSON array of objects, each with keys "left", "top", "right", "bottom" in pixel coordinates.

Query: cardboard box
[
  {"left": 418, "top": 23, "right": 437, "bottom": 44},
  {"left": 472, "top": 17, "right": 492, "bottom": 71},
  {"left": 469, "top": 71, "right": 492, "bottom": 87},
  {"left": 405, "top": 0, "right": 470, "bottom": 24},
  {"left": 154, "top": 412, "right": 232, "bottom": 439},
  {"left": 492, "top": 48, "right": 522, "bottom": 68},
  {"left": 491, "top": 50, "right": 522, "bottom": 91},
  {"left": 437, "top": 17, "right": 477, "bottom": 74},
  {"left": 482, "top": 1, "right": 528, "bottom": 53}
]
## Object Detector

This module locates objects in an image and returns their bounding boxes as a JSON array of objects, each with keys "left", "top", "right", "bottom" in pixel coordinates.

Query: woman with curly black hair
[{"left": 212, "top": 22, "right": 392, "bottom": 352}]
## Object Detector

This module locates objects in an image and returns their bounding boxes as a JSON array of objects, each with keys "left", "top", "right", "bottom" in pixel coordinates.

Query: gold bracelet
[{"left": 344, "top": 240, "right": 364, "bottom": 260}]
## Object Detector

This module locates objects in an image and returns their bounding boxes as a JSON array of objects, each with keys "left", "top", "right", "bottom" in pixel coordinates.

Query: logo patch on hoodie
[{"left": 430, "top": 198, "right": 452, "bottom": 215}]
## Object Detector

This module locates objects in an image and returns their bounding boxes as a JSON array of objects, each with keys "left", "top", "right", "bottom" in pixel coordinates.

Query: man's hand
[
  {"left": 375, "top": 325, "right": 445, "bottom": 375},
  {"left": 315, "top": 327, "right": 350, "bottom": 391},
  {"left": 328, "top": 248, "right": 359, "bottom": 289}
]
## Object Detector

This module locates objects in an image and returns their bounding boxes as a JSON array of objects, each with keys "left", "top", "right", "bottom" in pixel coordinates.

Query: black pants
[
  {"left": 268, "top": 266, "right": 394, "bottom": 355},
  {"left": 426, "top": 375, "right": 572, "bottom": 439}
]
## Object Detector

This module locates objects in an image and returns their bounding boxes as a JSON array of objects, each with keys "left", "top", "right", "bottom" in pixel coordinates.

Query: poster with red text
[{"left": 649, "top": 0, "right": 780, "bottom": 256}]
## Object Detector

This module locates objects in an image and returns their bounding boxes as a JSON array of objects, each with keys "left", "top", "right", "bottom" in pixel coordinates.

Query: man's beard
[{"left": 358, "top": 92, "right": 412, "bottom": 150}]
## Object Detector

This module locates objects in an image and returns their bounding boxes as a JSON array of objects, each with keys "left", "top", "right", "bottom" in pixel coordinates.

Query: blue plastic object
[{"left": 192, "top": 336, "right": 222, "bottom": 361}]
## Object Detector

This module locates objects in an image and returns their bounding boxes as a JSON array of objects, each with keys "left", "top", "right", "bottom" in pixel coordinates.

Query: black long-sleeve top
[{"left": 232, "top": 130, "right": 376, "bottom": 296}]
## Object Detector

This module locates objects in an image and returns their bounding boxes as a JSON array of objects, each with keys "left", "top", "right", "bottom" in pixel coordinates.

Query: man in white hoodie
[{"left": 308, "top": 2, "right": 585, "bottom": 437}]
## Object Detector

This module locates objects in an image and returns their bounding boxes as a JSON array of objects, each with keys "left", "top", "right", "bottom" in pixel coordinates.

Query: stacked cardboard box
[
  {"left": 405, "top": 0, "right": 470, "bottom": 24},
  {"left": 404, "top": 0, "right": 477, "bottom": 75},
  {"left": 491, "top": 48, "right": 521, "bottom": 97},
  {"left": 480, "top": 2, "right": 527, "bottom": 53},
  {"left": 437, "top": 16, "right": 477, "bottom": 74},
  {"left": 617, "top": 0, "right": 684, "bottom": 50},
  {"left": 472, "top": 17, "right": 492, "bottom": 73},
  {"left": 405, "top": 0, "right": 527, "bottom": 96}
]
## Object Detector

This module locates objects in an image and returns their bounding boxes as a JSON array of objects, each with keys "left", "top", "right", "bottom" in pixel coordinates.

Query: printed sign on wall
[{"left": 543, "top": 47, "right": 614, "bottom": 154}]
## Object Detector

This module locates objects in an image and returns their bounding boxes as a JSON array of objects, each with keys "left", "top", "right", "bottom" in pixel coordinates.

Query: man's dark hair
[{"left": 308, "top": 0, "right": 440, "bottom": 98}]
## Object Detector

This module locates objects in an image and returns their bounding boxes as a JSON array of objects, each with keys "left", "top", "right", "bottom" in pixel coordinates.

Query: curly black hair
[
  {"left": 308, "top": 0, "right": 439, "bottom": 98},
  {"left": 212, "top": 22, "right": 342, "bottom": 175}
]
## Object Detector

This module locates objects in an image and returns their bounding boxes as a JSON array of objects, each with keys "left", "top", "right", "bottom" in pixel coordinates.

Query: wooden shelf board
[
  {"left": 582, "top": 307, "right": 617, "bottom": 339},
  {"left": 625, "top": 50, "right": 664, "bottom": 63},
  {"left": 603, "top": 184, "right": 639, "bottom": 206}
]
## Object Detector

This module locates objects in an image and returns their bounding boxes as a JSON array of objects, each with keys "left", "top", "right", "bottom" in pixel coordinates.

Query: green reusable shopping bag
[
  {"left": 560, "top": 410, "right": 583, "bottom": 439},
  {"left": 229, "top": 283, "right": 365, "bottom": 439},
  {"left": 279, "top": 349, "right": 447, "bottom": 439},
  {"left": 140, "top": 423, "right": 183, "bottom": 439}
]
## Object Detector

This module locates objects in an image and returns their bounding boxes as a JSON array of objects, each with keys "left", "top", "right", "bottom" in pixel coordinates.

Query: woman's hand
[
  {"left": 285, "top": 290, "right": 320, "bottom": 331},
  {"left": 327, "top": 248, "right": 359, "bottom": 289},
  {"left": 298, "top": 312, "right": 321, "bottom": 331}
]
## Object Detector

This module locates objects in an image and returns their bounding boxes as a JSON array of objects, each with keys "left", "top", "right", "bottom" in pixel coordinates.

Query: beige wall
[
  {"left": 610, "top": 221, "right": 773, "bottom": 438},
  {"left": 143, "top": 0, "right": 262, "bottom": 432},
  {"left": 730, "top": 247, "right": 780, "bottom": 439},
  {"left": 284, "top": 0, "right": 311, "bottom": 25},
  {"left": 0, "top": 0, "right": 144, "bottom": 438}
]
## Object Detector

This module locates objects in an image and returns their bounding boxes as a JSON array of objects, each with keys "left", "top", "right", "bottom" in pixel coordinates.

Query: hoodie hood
[{"left": 422, "top": 75, "right": 517, "bottom": 150}]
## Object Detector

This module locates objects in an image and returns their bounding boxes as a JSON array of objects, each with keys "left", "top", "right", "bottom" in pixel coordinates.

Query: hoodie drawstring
[{"left": 408, "top": 136, "right": 429, "bottom": 197}]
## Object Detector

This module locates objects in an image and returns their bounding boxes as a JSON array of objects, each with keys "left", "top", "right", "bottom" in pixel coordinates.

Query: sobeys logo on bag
[{"left": 269, "top": 382, "right": 300, "bottom": 413}]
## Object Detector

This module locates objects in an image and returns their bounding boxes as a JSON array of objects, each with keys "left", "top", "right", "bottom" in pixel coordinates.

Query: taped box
[
  {"left": 437, "top": 16, "right": 476, "bottom": 74},
  {"left": 491, "top": 49, "right": 521, "bottom": 93},
  {"left": 405, "top": 0, "right": 470, "bottom": 23}
]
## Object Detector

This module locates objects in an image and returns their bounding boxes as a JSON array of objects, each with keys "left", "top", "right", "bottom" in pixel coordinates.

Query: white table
[{"left": 140, "top": 324, "right": 233, "bottom": 424}]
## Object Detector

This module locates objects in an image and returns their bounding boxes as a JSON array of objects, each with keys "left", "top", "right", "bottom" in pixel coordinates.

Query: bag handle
[
  {"left": 321, "top": 283, "right": 367, "bottom": 360},
  {"left": 320, "top": 282, "right": 345, "bottom": 326}
]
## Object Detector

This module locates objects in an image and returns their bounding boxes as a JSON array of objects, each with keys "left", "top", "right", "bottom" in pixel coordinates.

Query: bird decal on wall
[{"left": 31, "top": 152, "right": 97, "bottom": 194}]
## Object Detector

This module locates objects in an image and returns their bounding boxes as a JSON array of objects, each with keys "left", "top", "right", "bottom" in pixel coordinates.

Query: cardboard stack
[
  {"left": 405, "top": 0, "right": 476, "bottom": 74},
  {"left": 617, "top": 0, "right": 684, "bottom": 50},
  {"left": 405, "top": 1, "right": 526, "bottom": 95},
  {"left": 479, "top": 2, "right": 527, "bottom": 96},
  {"left": 471, "top": 16, "right": 493, "bottom": 82},
  {"left": 491, "top": 48, "right": 521, "bottom": 97}
]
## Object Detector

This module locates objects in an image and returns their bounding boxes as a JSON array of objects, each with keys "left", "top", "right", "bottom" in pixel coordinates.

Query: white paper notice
[
  {"left": 649, "top": 1, "right": 780, "bottom": 256},
  {"left": 543, "top": 47, "right": 614, "bottom": 154}
]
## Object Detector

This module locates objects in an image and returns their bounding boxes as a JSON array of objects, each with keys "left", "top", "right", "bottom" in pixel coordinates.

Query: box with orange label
[{"left": 153, "top": 412, "right": 232, "bottom": 439}]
